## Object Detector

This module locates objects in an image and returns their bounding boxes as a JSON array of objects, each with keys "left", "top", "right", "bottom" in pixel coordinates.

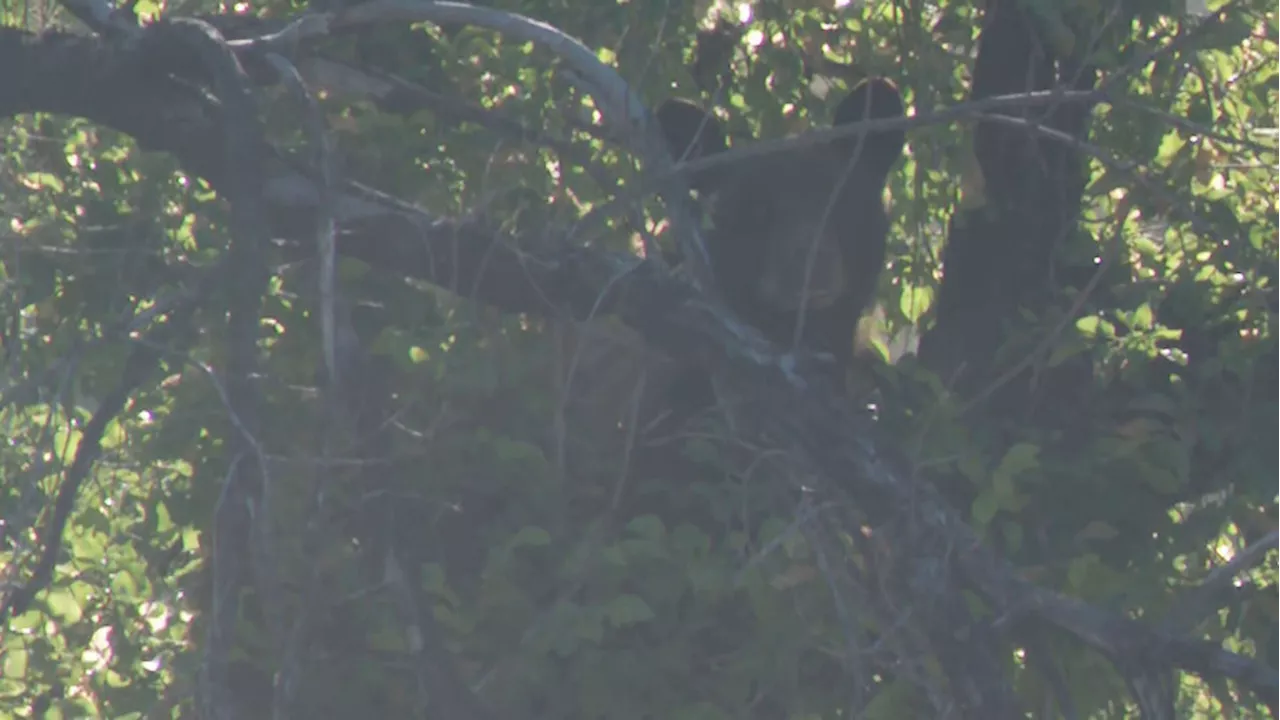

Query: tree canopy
[{"left": 0, "top": 0, "right": 1276, "bottom": 718}]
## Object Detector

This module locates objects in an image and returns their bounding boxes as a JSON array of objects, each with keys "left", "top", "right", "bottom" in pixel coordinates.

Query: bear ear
[
  {"left": 832, "top": 78, "right": 907, "bottom": 182},
  {"left": 655, "top": 98, "right": 728, "bottom": 191}
]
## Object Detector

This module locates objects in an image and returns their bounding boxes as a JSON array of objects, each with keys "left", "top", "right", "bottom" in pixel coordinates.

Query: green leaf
[
  {"left": 972, "top": 491, "right": 999, "bottom": 529},
  {"left": 670, "top": 524, "right": 711, "bottom": 559},
  {"left": 110, "top": 571, "right": 140, "bottom": 601},
  {"left": 1075, "top": 521, "right": 1120, "bottom": 543},
  {"left": 1067, "top": 554, "right": 1103, "bottom": 593},
  {"left": 507, "top": 525, "right": 551, "bottom": 550},
  {"left": 993, "top": 443, "right": 1039, "bottom": 478},
  {"left": 603, "top": 594, "right": 655, "bottom": 627},
  {"left": 898, "top": 283, "right": 934, "bottom": 323},
  {"left": 44, "top": 588, "right": 83, "bottom": 624},
  {"left": 3, "top": 648, "right": 27, "bottom": 678},
  {"left": 626, "top": 514, "right": 666, "bottom": 542}
]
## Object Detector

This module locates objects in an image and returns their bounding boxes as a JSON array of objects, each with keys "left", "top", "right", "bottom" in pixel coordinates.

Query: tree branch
[{"left": 138, "top": 18, "right": 275, "bottom": 720}]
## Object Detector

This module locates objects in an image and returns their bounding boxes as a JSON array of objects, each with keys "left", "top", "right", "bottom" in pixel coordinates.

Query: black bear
[{"left": 651, "top": 78, "right": 907, "bottom": 427}]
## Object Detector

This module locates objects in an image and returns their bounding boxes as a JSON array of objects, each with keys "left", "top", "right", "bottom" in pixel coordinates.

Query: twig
[
  {"left": 1160, "top": 530, "right": 1279, "bottom": 634},
  {"left": 266, "top": 52, "right": 341, "bottom": 386}
]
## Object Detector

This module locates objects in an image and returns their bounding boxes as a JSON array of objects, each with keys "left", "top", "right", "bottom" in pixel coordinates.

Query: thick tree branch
[{"left": 136, "top": 18, "right": 275, "bottom": 720}]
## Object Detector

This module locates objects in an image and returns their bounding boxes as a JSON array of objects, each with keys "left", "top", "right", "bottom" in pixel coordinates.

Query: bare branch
[
  {"left": 266, "top": 52, "right": 341, "bottom": 387},
  {"left": 1161, "top": 530, "right": 1280, "bottom": 634}
]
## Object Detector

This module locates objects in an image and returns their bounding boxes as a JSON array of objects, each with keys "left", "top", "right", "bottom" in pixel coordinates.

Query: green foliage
[{"left": 1, "top": 0, "right": 1276, "bottom": 717}]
